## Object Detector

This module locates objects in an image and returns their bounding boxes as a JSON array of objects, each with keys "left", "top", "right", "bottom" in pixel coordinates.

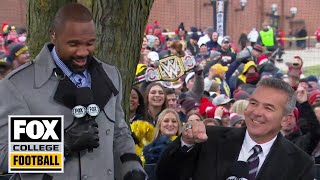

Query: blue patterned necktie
[
  {"left": 76, "top": 77, "right": 82, "bottom": 87},
  {"left": 247, "top": 145, "right": 262, "bottom": 180}
]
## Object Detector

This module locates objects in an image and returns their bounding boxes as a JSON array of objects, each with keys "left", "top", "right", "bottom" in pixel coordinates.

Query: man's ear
[
  {"left": 281, "top": 113, "right": 292, "bottom": 124},
  {"left": 49, "top": 30, "right": 56, "bottom": 44},
  {"left": 281, "top": 115, "right": 288, "bottom": 123},
  {"left": 280, "top": 115, "right": 289, "bottom": 128}
]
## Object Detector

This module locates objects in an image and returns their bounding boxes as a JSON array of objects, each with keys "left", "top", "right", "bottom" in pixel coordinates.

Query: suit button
[
  {"left": 81, "top": 175, "right": 88, "bottom": 179},
  {"left": 107, "top": 169, "right": 112, "bottom": 175},
  {"left": 106, "top": 129, "right": 110, "bottom": 135}
]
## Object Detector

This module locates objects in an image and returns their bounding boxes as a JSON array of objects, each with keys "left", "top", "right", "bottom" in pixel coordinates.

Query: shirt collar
[
  {"left": 51, "top": 47, "right": 73, "bottom": 77},
  {"left": 243, "top": 130, "right": 277, "bottom": 157},
  {"left": 50, "top": 47, "right": 89, "bottom": 78}
]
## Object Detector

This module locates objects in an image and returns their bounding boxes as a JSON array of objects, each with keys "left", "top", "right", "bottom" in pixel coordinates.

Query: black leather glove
[
  {"left": 64, "top": 120, "right": 99, "bottom": 155},
  {"left": 124, "top": 170, "right": 146, "bottom": 180}
]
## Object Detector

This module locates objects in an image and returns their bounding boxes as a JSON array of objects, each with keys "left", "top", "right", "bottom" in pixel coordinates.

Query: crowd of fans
[
  {"left": 0, "top": 23, "right": 29, "bottom": 79},
  {"left": 131, "top": 21, "right": 320, "bottom": 179},
  {"left": 1, "top": 20, "right": 320, "bottom": 179}
]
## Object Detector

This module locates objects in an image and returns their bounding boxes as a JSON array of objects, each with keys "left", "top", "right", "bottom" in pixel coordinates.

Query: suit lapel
[
  {"left": 256, "top": 134, "right": 289, "bottom": 180},
  {"left": 34, "top": 43, "right": 57, "bottom": 88},
  {"left": 33, "top": 43, "right": 77, "bottom": 109},
  {"left": 217, "top": 127, "right": 246, "bottom": 178}
]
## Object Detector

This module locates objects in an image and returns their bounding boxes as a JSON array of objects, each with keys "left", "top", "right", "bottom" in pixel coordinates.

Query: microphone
[
  {"left": 53, "top": 68, "right": 66, "bottom": 80},
  {"left": 226, "top": 161, "right": 249, "bottom": 180},
  {"left": 72, "top": 87, "right": 93, "bottom": 119},
  {"left": 72, "top": 87, "right": 100, "bottom": 152}
]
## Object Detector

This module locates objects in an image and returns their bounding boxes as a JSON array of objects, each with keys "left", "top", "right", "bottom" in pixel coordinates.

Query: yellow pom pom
[
  {"left": 131, "top": 120, "right": 155, "bottom": 148},
  {"left": 135, "top": 145, "right": 145, "bottom": 166}
]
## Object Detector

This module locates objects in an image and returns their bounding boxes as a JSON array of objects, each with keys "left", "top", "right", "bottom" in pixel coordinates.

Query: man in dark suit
[{"left": 156, "top": 78, "right": 314, "bottom": 180}]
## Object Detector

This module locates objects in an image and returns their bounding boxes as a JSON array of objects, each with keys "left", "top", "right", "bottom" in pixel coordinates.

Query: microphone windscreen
[
  {"left": 226, "top": 161, "right": 249, "bottom": 180},
  {"left": 75, "top": 87, "right": 94, "bottom": 106}
]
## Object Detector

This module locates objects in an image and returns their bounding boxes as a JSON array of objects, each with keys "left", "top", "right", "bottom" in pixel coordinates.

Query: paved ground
[{"left": 283, "top": 48, "right": 320, "bottom": 67}]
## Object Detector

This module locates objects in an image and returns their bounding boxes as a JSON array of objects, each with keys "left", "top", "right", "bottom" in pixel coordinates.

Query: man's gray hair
[{"left": 257, "top": 78, "right": 296, "bottom": 115}]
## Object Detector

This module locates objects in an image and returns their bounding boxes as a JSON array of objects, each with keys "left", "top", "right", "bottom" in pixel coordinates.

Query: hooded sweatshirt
[{"left": 237, "top": 61, "right": 257, "bottom": 84}]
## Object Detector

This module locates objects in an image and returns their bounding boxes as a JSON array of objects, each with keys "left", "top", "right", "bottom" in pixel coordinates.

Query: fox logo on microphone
[{"left": 8, "top": 115, "right": 64, "bottom": 173}]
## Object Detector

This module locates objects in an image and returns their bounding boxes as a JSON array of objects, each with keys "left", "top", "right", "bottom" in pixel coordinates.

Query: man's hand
[
  {"left": 214, "top": 106, "right": 224, "bottom": 117},
  {"left": 296, "top": 86, "right": 308, "bottom": 104},
  {"left": 64, "top": 120, "right": 99, "bottom": 155},
  {"left": 182, "top": 120, "right": 208, "bottom": 144}
]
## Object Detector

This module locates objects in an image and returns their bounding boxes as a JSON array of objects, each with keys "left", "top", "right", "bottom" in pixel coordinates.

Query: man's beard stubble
[{"left": 64, "top": 56, "right": 91, "bottom": 74}]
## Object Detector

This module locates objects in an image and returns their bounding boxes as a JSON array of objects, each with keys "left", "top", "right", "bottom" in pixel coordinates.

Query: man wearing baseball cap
[
  {"left": 212, "top": 94, "right": 235, "bottom": 110},
  {"left": 307, "top": 75, "right": 319, "bottom": 89},
  {"left": 217, "top": 36, "right": 236, "bottom": 66},
  {"left": 209, "top": 63, "right": 231, "bottom": 97}
]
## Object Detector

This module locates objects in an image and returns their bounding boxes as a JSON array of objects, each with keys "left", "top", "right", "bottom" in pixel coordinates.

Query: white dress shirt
[{"left": 238, "top": 131, "right": 277, "bottom": 174}]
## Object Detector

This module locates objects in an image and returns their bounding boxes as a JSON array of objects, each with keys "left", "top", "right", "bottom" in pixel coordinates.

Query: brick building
[
  {"left": 0, "top": 0, "right": 25, "bottom": 28},
  {"left": 148, "top": 0, "right": 319, "bottom": 44},
  {"left": 1, "top": 0, "right": 319, "bottom": 46}
]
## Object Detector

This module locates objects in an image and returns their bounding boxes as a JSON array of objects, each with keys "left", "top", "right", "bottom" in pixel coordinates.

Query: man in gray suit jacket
[{"left": 0, "top": 3, "right": 145, "bottom": 180}]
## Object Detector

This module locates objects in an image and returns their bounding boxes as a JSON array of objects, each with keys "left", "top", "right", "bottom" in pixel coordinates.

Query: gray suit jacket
[{"left": 0, "top": 43, "right": 143, "bottom": 180}]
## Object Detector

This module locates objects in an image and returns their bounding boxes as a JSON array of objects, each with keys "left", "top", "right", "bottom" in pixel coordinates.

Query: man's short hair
[
  {"left": 165, "top": 88, "right": 176, "bottom": 95},
  {"left": 51, "top": 3, "right": 93, "bottom": 33},
  {"left": 256, "top": 78, "right": 296, "bottom": 115}
]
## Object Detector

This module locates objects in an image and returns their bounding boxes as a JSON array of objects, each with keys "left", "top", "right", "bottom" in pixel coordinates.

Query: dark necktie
[
  {"left": 247, "top": 145, "right": 262, "bottom": 180},
  {"left": 181, "top": 145, "right": 191, "bottom": 153}
]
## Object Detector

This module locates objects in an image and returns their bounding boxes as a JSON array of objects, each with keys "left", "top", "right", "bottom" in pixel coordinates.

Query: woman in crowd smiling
[
  {"left": 129, "top": 86, "right": 146, "bottom": 123},
  {"left": 144, "top": 82, "right": 168, "bottom": 125},
  {"left": 143, "top": 108, "right": 183, "bottom": 179}
]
